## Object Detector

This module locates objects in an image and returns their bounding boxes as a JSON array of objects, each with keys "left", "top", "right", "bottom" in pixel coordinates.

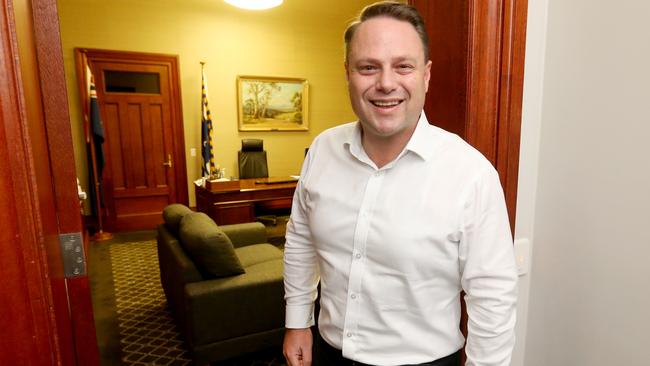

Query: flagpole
[
  {"left": 200, "top": 61, "right": 216, "bottom": 177},
  {"left": 201, "top": 61, "right": 206, "bottom": 178},
  {"left": 89, "top": 117, "right": 112, "bottom": 242},
  {"left": 81, "top": 55, "right": 112, "bottom": 241}
]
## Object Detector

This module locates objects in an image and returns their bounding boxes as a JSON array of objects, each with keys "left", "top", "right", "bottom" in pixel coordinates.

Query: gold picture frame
[{"left": 237, "top": 75, "right": 309, "bottom": 131}]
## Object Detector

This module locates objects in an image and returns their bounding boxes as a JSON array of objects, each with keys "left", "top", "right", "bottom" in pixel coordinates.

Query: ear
[{"left": 424, "top": 60, "right": 432, "bottom": 93}]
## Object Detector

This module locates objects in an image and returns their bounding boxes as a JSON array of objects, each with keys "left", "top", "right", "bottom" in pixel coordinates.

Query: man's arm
[
  {"left": 460, "top": 167, "right": 518, "bottom": 366},
  {"left": 283, "top": 150, "right": 320, "bottom": 365}
]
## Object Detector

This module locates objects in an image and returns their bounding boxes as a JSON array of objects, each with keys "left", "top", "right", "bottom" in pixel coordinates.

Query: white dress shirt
[{"left": 284, "top": 113, "right": 517, "bottom": 366}]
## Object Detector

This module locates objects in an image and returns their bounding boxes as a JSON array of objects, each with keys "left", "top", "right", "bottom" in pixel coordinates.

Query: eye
[
  {"left": 396, "top": 64, "right": 415, "bottom": 73},
  {"left": 357, "top": 65, "right": 378, "bottom": 74}
]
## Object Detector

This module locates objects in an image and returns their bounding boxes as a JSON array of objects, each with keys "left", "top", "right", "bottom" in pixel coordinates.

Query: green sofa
[{"left": 156, "top": 204, "right": 285, "bottom": 364}]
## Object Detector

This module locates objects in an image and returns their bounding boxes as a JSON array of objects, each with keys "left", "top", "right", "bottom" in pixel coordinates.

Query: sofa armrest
[
  {"left": 183, "top": 260, "right": 285, "bottom": 346},
  {"left": 157, "top": 225, "right": 204, "bottom": 329},
  {"left": 219, "top": 222, "right": 268, "bottom": 248}
]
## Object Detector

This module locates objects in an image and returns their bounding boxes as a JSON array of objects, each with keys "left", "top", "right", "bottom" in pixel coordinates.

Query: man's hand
[{"left": 283, "top": 328, "right": 313, "bottom": 366}]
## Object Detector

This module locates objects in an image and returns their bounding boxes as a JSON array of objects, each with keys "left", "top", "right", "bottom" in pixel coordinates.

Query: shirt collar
[
  {"left": 342, "top": 122, "right": 371, "bottom": 166},
  {"left": 343, "top": 112, "right": 439, "bottom": 164},
  {"left": 403, "top": 112, "right": 438, "bottom": 161}
]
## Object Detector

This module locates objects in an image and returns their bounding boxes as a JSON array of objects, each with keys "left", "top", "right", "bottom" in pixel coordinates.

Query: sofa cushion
[
  {"left": 235, "top": 244, "right": 283, "bottom": 268},
  {"left": 179, "top": 212, "right": 245, "bottom": 278},
  {"left": 163, "top": 204, "right": 194, "bottom": 234}
]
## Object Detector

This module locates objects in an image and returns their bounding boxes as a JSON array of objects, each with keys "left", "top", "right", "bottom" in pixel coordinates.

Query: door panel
[{"left": 90, "top": 58, "right": 184, "bottom": 231}]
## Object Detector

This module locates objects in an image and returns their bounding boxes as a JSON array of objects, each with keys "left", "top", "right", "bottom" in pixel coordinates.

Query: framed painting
[{"left": 237, "top": 75, "right": 309, "bottom": 131}]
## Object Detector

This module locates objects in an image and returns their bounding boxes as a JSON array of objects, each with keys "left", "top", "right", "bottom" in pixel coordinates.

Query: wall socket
[
  {"left": 514, "top": 238, "right": 531, "bottom": 276},
  {"left": 190, "top": 148, "right": 196, "bottom": 157}
]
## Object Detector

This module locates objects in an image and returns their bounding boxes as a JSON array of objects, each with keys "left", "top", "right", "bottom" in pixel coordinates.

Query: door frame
[
  {"left": 75, "top": 48, "right": 189, "bottom": 231},
  {"left": 2, "top": 0, "right": 99, "bottom": 364}
]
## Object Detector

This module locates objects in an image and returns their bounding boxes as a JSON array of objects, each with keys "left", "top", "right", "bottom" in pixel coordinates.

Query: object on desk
[
  {"left": 206, "top": 179, "right": 240, "bottom": 192},
  {"left": 209, "top": 165, "right": 227, "bottom": 180},
  {"left": 194, "top": 177, "right": 207, "bottom": 187},
  {"left": 255, "top": 176, "right": 299, "bottom": 184}
]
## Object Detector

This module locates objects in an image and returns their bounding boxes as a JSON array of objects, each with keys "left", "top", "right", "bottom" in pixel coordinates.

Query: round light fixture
[{"left": 224, "top": 0, "right": 283, "bottom": 10}]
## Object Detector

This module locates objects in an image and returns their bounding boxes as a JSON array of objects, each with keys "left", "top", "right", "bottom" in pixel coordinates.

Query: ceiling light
[{"left": 224, "top": 0, "right": 283, "bottom": 10}]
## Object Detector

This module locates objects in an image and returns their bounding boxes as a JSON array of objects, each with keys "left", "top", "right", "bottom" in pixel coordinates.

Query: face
[{"left": 346, "top": 16, "right": 431, "bottom": 143}]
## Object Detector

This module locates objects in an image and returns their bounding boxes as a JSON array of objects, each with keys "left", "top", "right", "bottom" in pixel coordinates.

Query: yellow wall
[{"left": 58, "top": 0, "right": 375, "bottom": 208}]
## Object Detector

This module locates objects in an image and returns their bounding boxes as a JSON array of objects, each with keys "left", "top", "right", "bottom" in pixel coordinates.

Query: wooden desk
[{"left": 195, "top": 177, "right": 297, "bottom": 225}]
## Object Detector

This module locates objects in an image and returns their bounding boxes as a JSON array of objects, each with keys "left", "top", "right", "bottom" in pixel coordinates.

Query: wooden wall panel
[{"left": 412, "top": 0, "right": 470, "bottom": 138}]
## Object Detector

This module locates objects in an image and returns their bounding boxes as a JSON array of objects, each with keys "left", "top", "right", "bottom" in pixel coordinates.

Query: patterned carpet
[
  {"left": 110, "top": 240, "right": 192, "bottom": 365},
  {"left": 93, "top": 231, "right": 287, "bottom": 366}
]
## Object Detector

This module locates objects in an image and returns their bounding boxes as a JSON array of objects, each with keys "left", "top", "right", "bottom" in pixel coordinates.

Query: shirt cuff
[{"left": 285, "top": 303, "right": 315, "bottom": 329}]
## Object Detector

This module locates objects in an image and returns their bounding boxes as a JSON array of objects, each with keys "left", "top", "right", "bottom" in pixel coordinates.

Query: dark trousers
[{"left": 313, "top": 331, "right": 461, "bottom": 366}]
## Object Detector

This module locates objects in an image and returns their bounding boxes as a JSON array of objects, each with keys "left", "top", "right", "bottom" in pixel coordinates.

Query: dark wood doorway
[
  {"left": 75, "top": 49, "right": 188, "bottom": 232},
  {"left": 410, "top": 0, "right": 528, "bottom": 229}
]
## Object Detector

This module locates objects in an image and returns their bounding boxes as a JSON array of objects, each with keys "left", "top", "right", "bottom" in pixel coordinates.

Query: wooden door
[
  {"left": 78, "top": 50, "right": 188, "bottom": 231},
  {"left": 2, "top": 0, "right": 99, "bottom": 364}
]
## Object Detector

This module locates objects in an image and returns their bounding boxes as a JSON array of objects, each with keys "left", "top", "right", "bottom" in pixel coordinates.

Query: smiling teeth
[{"left": 373, "top": 100, "right": 400, "bottom": 107}]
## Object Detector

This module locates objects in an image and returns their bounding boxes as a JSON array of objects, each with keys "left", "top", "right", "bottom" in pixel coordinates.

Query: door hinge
[{"left": 59, "top": 232, "right": 86, "bottom": 278}]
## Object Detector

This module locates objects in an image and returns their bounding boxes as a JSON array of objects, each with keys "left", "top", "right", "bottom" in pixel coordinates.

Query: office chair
[
  {"left": 237, "top": 139, "right": 279, "bottom": 225},
  {"left": 238, "top": 139, "right": 269, "bottom": 179}
]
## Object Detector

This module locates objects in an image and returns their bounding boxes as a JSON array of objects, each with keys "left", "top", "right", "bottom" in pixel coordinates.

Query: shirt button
[
  {"left": 351, "top": 293, "right": 357, "bottom": 299},
  {"left": 355, "top": 253, "right": 362, "bottom": 259},
  {"left": 347, "top": 332, "right": 352, "bottom": 338}
]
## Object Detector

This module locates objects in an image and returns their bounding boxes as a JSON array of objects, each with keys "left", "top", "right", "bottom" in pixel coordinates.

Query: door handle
[{"left": 163, "top": 154, "right": 173, "bottom": 168}]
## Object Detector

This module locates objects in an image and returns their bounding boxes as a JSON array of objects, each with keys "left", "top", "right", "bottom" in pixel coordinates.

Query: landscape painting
[{"left": 237, "top": 76, "right": 309, "bottom": 131}]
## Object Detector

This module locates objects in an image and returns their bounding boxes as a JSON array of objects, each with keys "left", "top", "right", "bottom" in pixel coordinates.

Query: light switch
[
  {"left": 514, "top": 238, "right": 531, "bottom": 276},
  {"left": 190, "top": 148, "right": 196, "bottom": 157}
]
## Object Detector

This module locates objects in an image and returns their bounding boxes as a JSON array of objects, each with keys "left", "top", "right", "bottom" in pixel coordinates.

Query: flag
[
  {"left": 86, "top": 65, "right": 106, "bottom": 217},
  {"left": 201, "top": 67, "right": 215, "bottom": 177}
]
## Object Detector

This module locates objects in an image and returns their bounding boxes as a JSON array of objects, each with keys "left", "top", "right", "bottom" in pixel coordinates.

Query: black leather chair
[
  {"left": 238, "top": 139, "right": 279, "bottom": 224},
  {"left": 238, "top": 139, "right": 269, "bottom": 179}
]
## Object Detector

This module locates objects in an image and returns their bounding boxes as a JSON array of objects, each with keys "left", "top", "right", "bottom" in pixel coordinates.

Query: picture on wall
[{"left": 237, "top": 75, "right": 309, "bottom": 131}]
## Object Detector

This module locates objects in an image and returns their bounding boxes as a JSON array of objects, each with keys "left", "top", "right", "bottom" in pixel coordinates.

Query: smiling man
[{"left": 283, "top": 2, "right": 517, "bottom": 366}]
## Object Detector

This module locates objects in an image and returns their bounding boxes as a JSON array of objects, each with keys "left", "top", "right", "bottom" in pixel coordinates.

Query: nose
[{"left": 375, "top": 69, "right": 398, "bottom": 93}]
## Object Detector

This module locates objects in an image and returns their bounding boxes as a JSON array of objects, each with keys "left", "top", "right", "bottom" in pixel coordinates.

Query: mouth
[{"left": 370, "top": 99, "right": 404, "bottom": 108}]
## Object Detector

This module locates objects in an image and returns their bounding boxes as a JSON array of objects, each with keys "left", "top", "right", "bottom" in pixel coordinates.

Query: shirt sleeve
[
  {"left": 283, "top": 148, "right": 320, "bottom": 329},
  {"left": 459, "top": 166, "right": 518, "bottom": 366}
]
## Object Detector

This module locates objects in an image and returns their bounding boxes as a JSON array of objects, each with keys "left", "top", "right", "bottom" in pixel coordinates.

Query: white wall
[
  {"left": 516, "top": 0, "right": 650, "bottom": 365},
  {"left": 510, "top": 0, "right": 549, "bottom": 364}
]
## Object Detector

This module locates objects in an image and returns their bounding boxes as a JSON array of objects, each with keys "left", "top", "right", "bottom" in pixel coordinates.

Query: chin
[{"left": 371, "top": 124, "right": 405, "bottom": 138}]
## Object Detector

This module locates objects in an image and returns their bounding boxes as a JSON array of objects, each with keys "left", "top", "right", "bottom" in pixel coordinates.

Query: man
[{"left": 283, "top": 2, "right": 517, "bottom": 365}]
